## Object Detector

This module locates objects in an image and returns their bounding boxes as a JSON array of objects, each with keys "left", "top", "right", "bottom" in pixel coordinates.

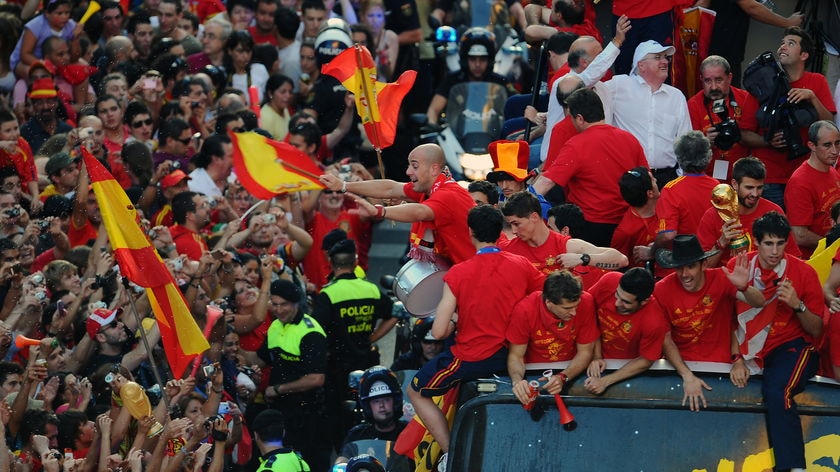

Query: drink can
[{"left": 523, "top": 380, "right": 540, "bottom": 411}]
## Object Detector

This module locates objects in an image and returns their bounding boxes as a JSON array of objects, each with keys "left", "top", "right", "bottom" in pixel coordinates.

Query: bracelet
[
  {"left": 558, "top": 372, "right": 568, "bottom": 384},
  {"left": 340, "top": 181, "right": 347, "bottom": 193},
  {"left": 731, "top": 353, "right": 744, "bottom": 362},
  {"left": 374, "top": 204, "right": 385, "bottom": 219},
  {"left": 714, "top": 239, "right": 725, "bottom": 250}
]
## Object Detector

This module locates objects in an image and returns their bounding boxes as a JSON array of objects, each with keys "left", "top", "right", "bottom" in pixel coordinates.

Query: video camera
[{"left": 743, "top": 51, "right": 816, "bottom": 160}]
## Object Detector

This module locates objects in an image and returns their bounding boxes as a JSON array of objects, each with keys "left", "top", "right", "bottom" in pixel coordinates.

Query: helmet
[
  {"left": 410, "top": 317, "right": 435, "bottom": 355},
  {"left": 459, "top": 27, "right": 497, "bottom": 70},
  {"left": 315, "top": 18, "right": 353, "bottom": 66},
  {"left": 358, "top": 365, "right": 403, "bottom": 421},
  {"left": 346, "top": 454, "right": 385, "bottom": 472}
]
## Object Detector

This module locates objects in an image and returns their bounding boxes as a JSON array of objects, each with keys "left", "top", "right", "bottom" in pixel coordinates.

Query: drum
[{"left": 392, "top": 259, "right": 450, "bottom": 317}]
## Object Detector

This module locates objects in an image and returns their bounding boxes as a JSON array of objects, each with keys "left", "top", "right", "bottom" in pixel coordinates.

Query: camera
[
  {"left": 171, "top": 161, "right": 181, "bottom": 170},
  {"left": 339, "top": 164, "right": 352, "bottom": 182},
  {"left": 217, "top": 401, "right": 231, "bottom": 414},
  {"left": 203, "top": 365, "right": 215, "bottom": 377},
  {"left": 5, "top": 207, "right": 20, "bottom": 218},
  {"left": 262, "top": 213, "right": 276, "bottom": 225},
  {"left": 30, "top": 273, "right": 44, "bottom": 285},
  {"left": 36, "top": 220, "right": 50, "bottom": 231},
  {"left": 710, "top": 99, "right": 741, "bottom": 151}
]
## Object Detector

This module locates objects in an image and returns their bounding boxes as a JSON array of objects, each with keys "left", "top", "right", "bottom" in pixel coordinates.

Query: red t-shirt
[
  {"left": 543, "top": 124, "right": 648, "bottom": 224},
  {"left": 656, "top": 174, "right": 719, "bottom": 235},
  {"left": 610, "top": 208, "right": 657, "bottom": 267},
  {"left": 696, "top": 197, "right": 799, "bottom": 265},
  {"left": 403, "top": 178, "right": 475, "bottom": 264},
  {"left": 153, "top": 204, "right": 174, "bottom": 228},
  {"left": 0, "top": 137, "right": 37, "bottom": 188},
  {"left": 303, "top": 210, "right": 371, "bottom": 290},
  {"left": 500, "top": 230, "right": 570, "bottom": 276},
  {"left": 612, "top": 0, "right": 672, "bottom": 18},
  {"left": 170, "top": 224, "right": 208, "bottom": 260},
  {"left": 731, "top": 253, "right": 823, "bottom": 358},
  {"left": 248, "top": 26, "right": 278, "bottom": 46},
  {"left": 751, "top": 72, "right": 836, "bottom": 184},
  {"left": 506, "top": 290, "right": 599, "bottom": 363},
  {"left": 784, "top": 161, "right": 840, "bottom": 257},
  {"left": 590, "top": 272, "right": 668, "bottom": 360},
  {"left": 686, "top": 86, "right": 758, "bottom": 181},
  {"left": 444, "top": 250, "right": 544, "bottom": 361},
  {"left": 239, "top": 317, "right": 270, "bottom": 351},
  {"left": 69, "top": 219, "right": 97, "bottom": 247},
  {"left": 544, "top": 116, "right": 577, "bottom": 170},
  {"left": 654, "top": 268, "right": 738, "bottom": 362}
]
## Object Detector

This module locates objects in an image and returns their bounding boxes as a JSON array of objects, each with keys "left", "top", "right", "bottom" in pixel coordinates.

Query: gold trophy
[
  {"left": 119, "top": 381, "right": 164, "bottom": 437},
  {"left": 711, "top": 184, "right": 750, "bottom": 252}
]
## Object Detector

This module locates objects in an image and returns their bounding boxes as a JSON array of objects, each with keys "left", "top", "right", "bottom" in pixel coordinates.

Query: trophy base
[
  {"left": 729, "top": 235, "right": 750, "bottom": 252},
  {"left": 147, "top": 421, "right": 164, "bottom": 438}
]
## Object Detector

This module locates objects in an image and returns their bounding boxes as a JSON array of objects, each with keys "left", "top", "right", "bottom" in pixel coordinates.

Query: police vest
[
  {"left": 266, "top": 314, "right": 326, "bottom": 358},
  {"left": 256, "top": 448, "right": 310, "bottom": 472}
]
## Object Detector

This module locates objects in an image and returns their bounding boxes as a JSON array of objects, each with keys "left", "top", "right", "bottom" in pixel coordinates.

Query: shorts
[{"left": 410, "top": 347, "right": 508, "bottom": 398}]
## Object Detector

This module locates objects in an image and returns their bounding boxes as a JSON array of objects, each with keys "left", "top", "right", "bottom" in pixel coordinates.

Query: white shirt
[
  {"left": 188, "top": 167, "right": 222, "bottom": 198},
  {"left": 230, "top": 63, "right": 269, "bottom": 105},
  {"left": 277, "top": 39, "right": 302, "bottom": 90},
  {"left": 600, "top": 74, "right": 691, "bottom": 169},
  {"left": 540, "top": 41, "right": 620, "bottom": 163}
]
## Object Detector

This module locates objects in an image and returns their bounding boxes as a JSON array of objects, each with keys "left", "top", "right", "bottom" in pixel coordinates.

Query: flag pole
[
  {"left": 280, "top": 160, "right": 323, "bottom": 181},
  {"left": 354, "top": 44, "right": 386, "bottom": 178},
  {"left": 123, "top": 277, "right": 170, "bottom": 409}
]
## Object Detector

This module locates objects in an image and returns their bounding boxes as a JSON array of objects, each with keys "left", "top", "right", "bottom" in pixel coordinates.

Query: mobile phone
[
  {"left": 262, "top": 214, "right": 276, "bottom": 224},
  {"left": 203, "top": 365, "right": 215, "bottom": 377},
  {"left": 217, "top": 401, "right": 230, "bottom": 415},
  {"left": 191, "top": 101, "right": 201, "bottom": 109},
  {"left": 142, "top": 78, "right": 156, "bottom": 90}
]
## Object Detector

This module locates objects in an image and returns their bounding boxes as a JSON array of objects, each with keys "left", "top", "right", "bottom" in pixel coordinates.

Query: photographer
[
  {"left": 687, "top": 56, "right": 766, "bottom": 181},
  {"left": 749, "top": 27, "right": 835, "bottom": 209}
]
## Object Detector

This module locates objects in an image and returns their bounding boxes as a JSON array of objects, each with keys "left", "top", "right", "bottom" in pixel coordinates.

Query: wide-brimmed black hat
[{"left": 655, "top": 234, "right": 719, "bottom": 269}]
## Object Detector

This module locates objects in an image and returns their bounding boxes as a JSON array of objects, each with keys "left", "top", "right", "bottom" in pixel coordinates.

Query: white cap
[
  {"left": 423, "top": 330, "right": 437, "bottom": 341},
  {"left": 467, "top": 44, "right": 489, "bottom": 56},
  {"left": 631, "top": 40, "right": 675, "bottom": 75},
  {"left": 368, "top": 380, "right": 393, "bottom": 398}
]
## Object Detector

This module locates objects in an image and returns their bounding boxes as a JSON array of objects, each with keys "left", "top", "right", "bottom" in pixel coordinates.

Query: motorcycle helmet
[
  {"left": 315, "top": 18, "right": 353, "bottom": 66},
  {"left": 358, "top": 365, "right": 403, "bottom": 422},
  {"left": 410, "top": 317, "right": 435, "bottom": 356},
  {"left": 346, "top": 454, "right": 385, "bottom": 472},
  {"left": 459, "top": 27, "right": 497, "bottom": 72}
]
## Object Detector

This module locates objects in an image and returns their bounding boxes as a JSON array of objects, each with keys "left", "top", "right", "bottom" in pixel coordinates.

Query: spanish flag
[
  {"left": 321, "top": 44, "right": 417, "bottom": 150},
  {"left": 394, "top": 386, "right": 459, "bottom": 472},
  {"left": 82, "top": 149, "right": 209, "bottom": 377},
  {"left": 231, "top": 131, "right": 324, "bottom": 199}
]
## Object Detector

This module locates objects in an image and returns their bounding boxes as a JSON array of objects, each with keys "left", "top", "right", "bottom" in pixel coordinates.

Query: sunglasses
[
  {"left": 177, "top": 137, "right": 192, "bottom": 145},
  {"left": 322, "top": 190, "right": 341, "bottom": 195},
  {"left": 131, "top": 118, "right": 154, "bottom": 128}
]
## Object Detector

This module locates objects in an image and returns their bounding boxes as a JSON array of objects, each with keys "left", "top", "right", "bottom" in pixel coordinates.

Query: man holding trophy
[{"left": 696, "top": 157, "right": 799, "bottom": 267}]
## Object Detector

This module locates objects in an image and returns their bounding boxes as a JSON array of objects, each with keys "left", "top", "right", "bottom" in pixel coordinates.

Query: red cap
[
  {"left": 86, "top": 308, "right": 120, "bottom": 339},
  {"left": 160, "top": 170, "right": 191, "bottom": 190},
  {"left": 28, "top": 77, "right": 58, "bottom": 99}
]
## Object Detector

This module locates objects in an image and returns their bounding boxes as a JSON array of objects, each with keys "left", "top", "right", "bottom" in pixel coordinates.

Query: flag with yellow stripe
[
  {"left": 321, "top": 44, "right": 417, "bottom": 150},
  {"left": 82, "top": 149, "right": 209, "bottom": 377}
]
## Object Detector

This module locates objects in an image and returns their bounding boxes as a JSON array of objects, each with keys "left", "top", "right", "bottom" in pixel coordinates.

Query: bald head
[
  {"left": 556, "top": 75, "right": 584, "bottom": 108},
  {"left": 415, "top": 143, "right": 445, "bottom": 168},
  {"left": 567, "top": 36, "right": 601, "bottom": 72}
]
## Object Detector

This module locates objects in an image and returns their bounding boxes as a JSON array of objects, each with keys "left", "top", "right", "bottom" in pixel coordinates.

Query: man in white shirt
[
  {"left": 188, "top": 134, "right": 234, "bottom": 198},
  {"left": 600, "top": 40, "right": 692, "bottom": 185}
]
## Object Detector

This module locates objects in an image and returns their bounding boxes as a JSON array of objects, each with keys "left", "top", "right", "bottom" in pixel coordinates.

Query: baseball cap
[
  {"left": 86, "top": 307, "right": 122, "bottom": 339},
  {"left": 631, "top": 40, "right": 675, "bottom": 75},
  {"left": 45, "top": 152, "right": 78, "bottom": 176},
  {"left": 252, "top": 409, "right": 284, "bottom": 434},
  {"left": 160, "top": 170, "right": 191, "bottom": 190},
  {"left": 328, "top": 238, "right": 356, "bottom": 257}
]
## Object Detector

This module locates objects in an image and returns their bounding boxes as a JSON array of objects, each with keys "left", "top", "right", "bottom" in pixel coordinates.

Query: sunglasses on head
[{"left": 132, "top": 118, "right": 154, "bottom": 128}]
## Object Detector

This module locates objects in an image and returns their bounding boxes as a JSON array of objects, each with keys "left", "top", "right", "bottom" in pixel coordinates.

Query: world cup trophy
[
  {"left": 711, "top": 184, "right": 750, "bottom": 253},
  {"left": 119, "top": 381, "right": 164, "bottom": 437}
]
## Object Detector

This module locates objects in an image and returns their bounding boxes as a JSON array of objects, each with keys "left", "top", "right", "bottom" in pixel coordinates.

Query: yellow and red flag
[
  {"left": 321, "top": 44, "right": 417, "bottom": 150},
  {"left": 82, "top": 149, "right": 209, "bottom": 377},
  {"left": 231, "top": 131, "right": 324, "bottom": 199},
  {"left": 394, "top": 386, "right": 459, "bottom": 471}
]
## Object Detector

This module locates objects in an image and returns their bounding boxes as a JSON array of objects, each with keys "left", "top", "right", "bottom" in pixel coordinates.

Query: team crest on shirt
[
  {"left": 702, "top": 295, "right": 713, "bottom": 306},
  {"left": 621, "top": 321, "right": 632, "bottom": 333},
  {"left": 546, "top": 255, "right": 557, "bottom": 267},
  {"left": 339, "top": 220, "right": 351, "bottom": 233}
]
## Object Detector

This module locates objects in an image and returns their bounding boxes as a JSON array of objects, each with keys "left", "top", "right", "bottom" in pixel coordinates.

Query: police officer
[
  {"left": 258, "top": 279, "right": 330, "bottom": 472},
  {"left": 335, "top": 366, "right": 411, "bottom": 469},
  {"left": 312, "top": 238, "right": 395, "bottom": 448},
  {"left": 252, "top": 409, "right": 311, "bottom": 472},
  {"left": 391, "top": 317, "right": 445, "bottom": 372}
]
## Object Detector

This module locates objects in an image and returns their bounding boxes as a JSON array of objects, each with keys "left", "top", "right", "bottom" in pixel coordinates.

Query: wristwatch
[
  {"left": 793, "top": 301, "right": 807, "bottom": 314},
  {"left": 580, "top": 254, "right": 591, "bottom": 266}
]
